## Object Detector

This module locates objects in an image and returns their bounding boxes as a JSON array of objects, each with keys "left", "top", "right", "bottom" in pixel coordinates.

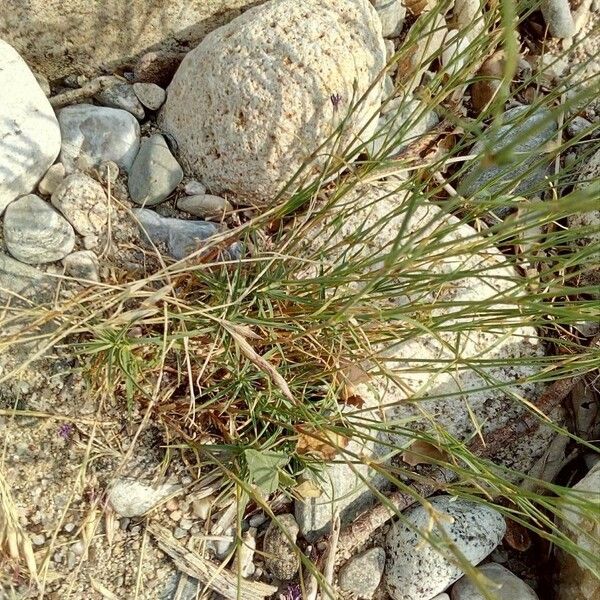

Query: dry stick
[
  {"left": 49, "top": 76, "right": 123, "bottom": 109},
  {"left": 148, "top": 523, "right": 277, "bottom": 600},
  {"left": 336, "top": 338, "right": 599, "bottom": 556}
]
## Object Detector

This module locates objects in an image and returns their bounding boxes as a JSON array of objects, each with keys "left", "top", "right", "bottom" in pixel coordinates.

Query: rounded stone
[
  {"left": 338, "top": 546, "right": 386, "bottom": 599},
  {"left": 38, "top": 163, "right": 66, "bottom": 197},
  {"left": 385, "top": 495, "right": 506, "bottom": 600},
  {"left": 451, "top": 563, "right": 539, "bottom": 600},
  {"left": 4, "top": 194, "right": 76, "bottom": 264},
  {"left": 128, "top": 134, "right": 183, "bottom": 206},
  {"left": 62, "top": 250, "right": 100, "bottom": 283},
  {"left": 160, "top": 0, "right": 385, "bottom": 205},
  {"left": 51, "top": 171, "right": 108, "bottom": 237},
  {"left": 132, "top": 82, "right": 166, "bottom": 110},
  {"left": 95, "top": 82, "right": 145, "bottom": 120},
  {"left": 177, "top": 194, "right": 233, "bottom": 219},
  {"left": 263, "top": 513, "right": 301, "bottom": 581},
  {"left": 57, "top": 104, "right": 141, "bottom": 173},
  {"left": 0, "top": 40, "right": 61, "bottom": 214}
]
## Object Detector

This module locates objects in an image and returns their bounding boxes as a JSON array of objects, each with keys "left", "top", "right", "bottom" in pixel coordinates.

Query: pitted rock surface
[{"left": 161, "top": 0, "right": 386, "bottom": 204}]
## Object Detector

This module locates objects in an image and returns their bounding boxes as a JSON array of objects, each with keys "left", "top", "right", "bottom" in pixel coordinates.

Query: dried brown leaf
[
  {"left": 401, "top": 439, "right": 450, "bottom": 467},
  {"left": 294, "top": 480, "right": 323, "bottom": 500},
  {"left": 296, "top": 426, "right": 348, "bottom": 460}
]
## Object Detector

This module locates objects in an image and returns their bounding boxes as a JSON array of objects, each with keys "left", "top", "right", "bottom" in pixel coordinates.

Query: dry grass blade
[
  {"left": 0, "top": 468, "right": 38, "bottom": 582},
  {"left": 221, "top": 321, "right": 295, "bottom": 403},
  {"left": 89, "top": 576, "right": 121, "bottom": 600},
  {"left": 147, "top": 523, "right": 278, "bottom": 600}
]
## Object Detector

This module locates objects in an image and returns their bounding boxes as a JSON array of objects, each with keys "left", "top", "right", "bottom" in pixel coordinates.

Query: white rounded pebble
[
  {"left": 38, "top": 163, "right": 66, "bottom": 197},
  {"left": 451, "top": 563, "right": 539, "bottom": 600}
]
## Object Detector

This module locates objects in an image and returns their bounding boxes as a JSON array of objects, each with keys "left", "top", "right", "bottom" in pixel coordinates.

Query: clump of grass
[{"left": 0, "top": 0, "right": 599, "bottom": 597}]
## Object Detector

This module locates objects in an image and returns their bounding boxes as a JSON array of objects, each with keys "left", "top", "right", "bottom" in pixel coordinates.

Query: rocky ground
[{"left": 0, "top": 1, "right": 599, "bottom": 599}]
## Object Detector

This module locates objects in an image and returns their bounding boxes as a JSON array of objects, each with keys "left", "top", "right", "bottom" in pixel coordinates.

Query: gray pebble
[
  {"left": 62, "top": 250, "right": 100, "bottom": 283},
  {"left": 451, "top": 563, "right": 539, "bottom": 599},
  {"left": 263, "top": 514, "right": 300, "bottom": 581},
  {"left": 458, "top": 106, "right": 557, "bottom": 214},
  {"left": 31, "top": 533, "right": 46, "bottom": 546},
  {"left": 38, "top": 163, "right": 66, "bottom": 196},
  {"left": 58, "top": 104, "right": 140, "bottom": 173},
  {"left": 372, "top": 0, "right": 406, "bottom": 38},
  {"left": 566, "top": 116, "right": 593, "bottom": 139},
  {"left": 128, "top": 134, "right": 183, "bottom": 207},
  {"left": 177, "top": 194, "right": 232, "bottom": 219},
  {"left": 4, "top": 194, "right": 75, "bottom": 264},
  {"left": 133, "top": 82, "right": 166, "bottom": 111},
  {"left": 134, "top": 208, "right": 225, "bottom": 261},
  {"left": 338, "top": 547, "right": 386, "bottom": 599},
  {"left": 541, "top": 0, "right": 575, "bottom": 38},
  {"left": 95, "top": 83, "right": 145, "bottom": 120},
  {"left": 184, "top": 180, "right": 207, "bottom": 196}
]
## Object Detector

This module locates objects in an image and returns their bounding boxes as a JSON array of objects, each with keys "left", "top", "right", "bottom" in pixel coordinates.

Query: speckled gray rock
[
  {"left": 108, "top": 479, "right": 179, "bottom": 517},
  {"left": 568, "top": 147, "right": 600, "bottom": 292},
  {"left": 566, "top": 116, "right": 593, "bottom": 139},
  {"left": 339, "top": 547, "right": 386, "bottom": 598},
  {"left": 372, "top": 0, "right": 406, "bottom": 37},
  {"left": 51, "top": 172, "right": 108, "bottom": 237},
  {"left": 458, "top": 106, "right": 557, "bottom": 213},
  {"left": 128, "top": 135, "right": 183, "bottom": 206},
  {"left": 367, "top": 97, "right": 438, "bottom": 157},
  {"left": 95, "top": 82, "right": 145, "bottom": 120},
  {"left": 161, "top": 0, "right": 385, "bottom": 204},
  {"left": 0, "top": 252, "right": 55, "bottom": 302},
  {"left": 133, "top": 82, "right": 166, "bottom": 111},
  {"left": 263, "top": 514, "right": 300, "bottom": 581},
  {"left": 541, "top": 0, "right": 575, "bottom": 38},
  {"left": 38, "top": 163, "right": 66, "bottom": 196},
  {"left": 451, "top": 563, "right": 539, "bottom": 600},
  {"left": 0, "top": 40, "right": 61, "bottom": 214},
  {"left": 58, "top": 104, "right": 140, "bottom": 173},
  {"left": 177, "top": 194, "right": 232, "bottom": 219},
  {"left": 4, "top": 195, "right": 75, "bottom": 264},
  {"left": 62, "top": 250, "right": 100, "bottom": 283},
  {"left": 134, "top": 208, "right": 222, "bottom": 260},
  {"left": 385, "top": 496, "right": 506, "bottom": 600}
]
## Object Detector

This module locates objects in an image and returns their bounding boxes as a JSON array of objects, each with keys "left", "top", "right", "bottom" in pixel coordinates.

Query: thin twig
[{"left": 49, "top": 76, "right": 123, "bottom": 108}]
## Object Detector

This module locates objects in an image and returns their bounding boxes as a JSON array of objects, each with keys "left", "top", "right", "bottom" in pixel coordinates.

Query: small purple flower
[
  {"left": 281, "top": 583, "right": 301, "bottom": 600},
  {"left": 330, "top": 92, "right": 342, "bottom": 111},
  {"left": 57, "top": 422, "right": 74, "bottom": 440}
]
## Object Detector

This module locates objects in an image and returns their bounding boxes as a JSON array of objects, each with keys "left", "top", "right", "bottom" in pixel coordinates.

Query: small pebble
[
  {"left": 263, "top": 514, "right": 301, "bottom": 581},
  {"left": 541, "top": 0, "right": 576, "bottom": 38},
  {"left": 338, "top": 547, "right": 386, "bottom": 599},
  {"left": 566, "top": 116, "right": 593, "bottom": 138},
  {"left": 38, "top": 163, "right": 66, "bottom": 196},
  {"left": 133, "top": 82, "right": 167, "bottom": 111},
  {"left": 177, "top": 194, "right": 233, "bottom": 219},
  {"left": 248, "top": 512, "right": 267, "bottom": 528},
  {"left": 184, "top": 180, "right": 207, "bottom": 196},
  {"left": 173, "top": 528, "right": 187, "bottom": 539},
  {"left": 31, "top": 533, "right": 46, "bottom": 546},
  {"left": 170, "top": 510, "right": 182, "bottom": 522},
  {"left": 63, "top": 250, "right": 100, "bottom": 283},
  {"left": 95, "top": 83, "right": 145, "bottom": 120}
]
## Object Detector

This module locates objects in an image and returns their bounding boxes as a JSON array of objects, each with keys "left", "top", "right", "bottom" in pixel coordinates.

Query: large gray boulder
[
  {"left": 0, "top": 39, "right": 61, "bottom": 215},
  {"left": 0, "top": 1, "right": 266, "bottom": 80},
  {"left": 161, "top": 0, "right": 386, "bottom": 205}
]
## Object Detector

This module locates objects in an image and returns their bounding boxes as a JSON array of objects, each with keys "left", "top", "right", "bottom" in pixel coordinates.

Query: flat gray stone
[
  {"left": 177, "top": 194, "right": 232, "bottom": 219},
  {"left": 0, "top": 252, "right": 55, "bottom": 302},
  {"left": 263, "top": 514, "right": 300, "bottom": 581},
  {"left": 458, "top": 106, "right": 557, "bottom": 214},
  {"left": 58, "top": 104, "right": 140, "bottom": 173},
  {"left": 385, "top": 496, "right": 506, "bottom": 600},
  {"left": 95, "top": 83, "right": 145, "bottom": 120},
  {"left": 372, "top": 0, "right": 406, "bottom": 37},
  {"left": 451, "top": 563, "right": 539, "bottom": 600},
  {"left": 4, "top": 194, "right": 75, "bottom": 264},
  {"left": 128, "top": 135, "right": 183, "bottom": 207},
  {"left": 0, "top": 40, "right": 61, "bottom": 214},
  {"left": 133, "top": 82, "right": 166, "bottom": 111},
  {"left": 339, "top": 547, "right": 386, "bottom": 598},
  {"left": 134, "top": 208, "right": 222, "bottom": 260},
  {"left": 51, "top": 171, "right": 108, "bottom": 237},
  {"left": 541, "top": 0, "right": 575, "bottom": 38}
]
